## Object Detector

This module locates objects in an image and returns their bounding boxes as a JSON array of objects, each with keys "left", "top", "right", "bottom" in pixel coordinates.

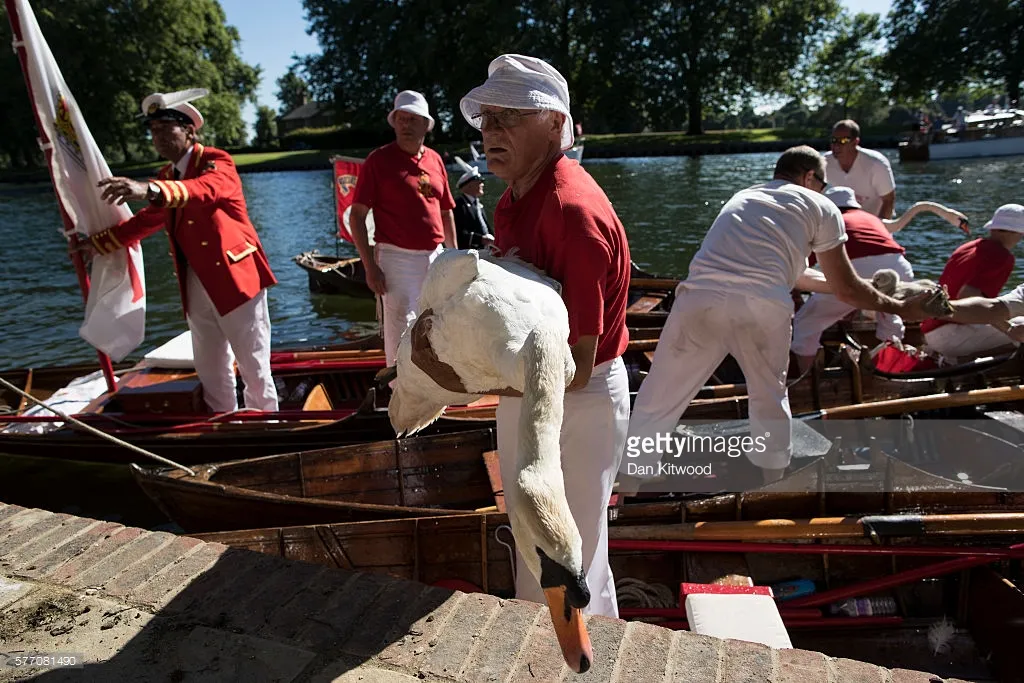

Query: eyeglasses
[
  {"left": 471, "top": 109, "right": 542, "bottom": 129},
  {"left": 812, "top": 172, "right": 828, "bottom": 192},
  {"left": 830, "top": 136, "right": 853, "bottom": 145}
]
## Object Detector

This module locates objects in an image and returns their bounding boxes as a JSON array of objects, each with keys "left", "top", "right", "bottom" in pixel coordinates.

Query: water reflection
[{"left": 2, "top": 152, "right": 1023, "bottom": 367}]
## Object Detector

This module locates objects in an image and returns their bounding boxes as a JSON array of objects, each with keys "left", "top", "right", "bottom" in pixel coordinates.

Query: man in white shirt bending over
[
  {"left": 824, "top": 119, "right": 896, "bottom": 218},
  {"left": 622, "top": 146, "right": 932, "bottom": 488}
]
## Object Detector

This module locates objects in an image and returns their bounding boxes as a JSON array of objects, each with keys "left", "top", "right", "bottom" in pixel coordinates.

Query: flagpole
[{"left": 6, "top": 0, "right": 117, "bottom": 393}]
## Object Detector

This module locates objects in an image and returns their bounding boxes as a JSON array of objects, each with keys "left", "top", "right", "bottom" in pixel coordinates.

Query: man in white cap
[
  {"left": 91, "top": 89, "right": 279, "bottom": 413},
  {"left": 452, "top": 165, "right": 493, "bottom": 249},
  {"left": 349, "top": 90, "right": 457, "bottom": 366},
  {"left": 624, "top": 146, "right": 934, "bottom": 488},
  {"left": 921, "top": 204, "right": 1024, "bottom": 361},
  {"left": 414, "top": 54, "right": 633, "bottom": 619},
  {"left": 825, "top": 119, "right": 897, "bottom": 218}
]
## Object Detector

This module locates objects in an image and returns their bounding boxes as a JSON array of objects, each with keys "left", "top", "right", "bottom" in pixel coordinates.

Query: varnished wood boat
[
  {"left": 132, "top": 428, "right": 499, "bottom": 532},
  {"left": 5, "top": 333, "right": 1023, "bottom": 464},
  {"left": 193, "top": 446, "right": 1024, "bottom": 678},
  {"left": 145, "top": 416, "right": 1024, "bottom": 535},
  {"left": 293, "top": 251, "right": 373, "bottom": 298}
]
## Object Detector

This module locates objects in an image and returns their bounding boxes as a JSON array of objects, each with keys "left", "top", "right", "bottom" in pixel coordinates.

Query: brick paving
[{"left": 0, "top": 502, "right": 972, "bottom": 682}]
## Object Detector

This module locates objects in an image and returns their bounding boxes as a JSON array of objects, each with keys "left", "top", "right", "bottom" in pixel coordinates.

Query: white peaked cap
[
  {"left": 388, "top": 90, "right": 435, "bottom": 132},
  {"left": 458, "top": 166, "right": 483, "bottom": 188},
  {"left": 140, "top": 88, "right": 208, "bottom": 130},
  {"left": 460, "top": 54, "right": 574, "bottom": 150}
]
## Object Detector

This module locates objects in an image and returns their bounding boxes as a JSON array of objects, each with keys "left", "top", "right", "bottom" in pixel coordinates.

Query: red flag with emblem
[{"left": 332, "top": 156, "right": 362, "bottom": 242}]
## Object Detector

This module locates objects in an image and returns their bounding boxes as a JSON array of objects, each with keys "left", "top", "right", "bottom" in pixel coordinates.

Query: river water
[{"left": 1, "top": 150, "right": 1023, "bottom": 369}]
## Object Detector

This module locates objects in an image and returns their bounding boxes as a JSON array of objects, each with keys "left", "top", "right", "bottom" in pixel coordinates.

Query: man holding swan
[{"left": 408, "top": 55, "right": 632, "bottom": 621}]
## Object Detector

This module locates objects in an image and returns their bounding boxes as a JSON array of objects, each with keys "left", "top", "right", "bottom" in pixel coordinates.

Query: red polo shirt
[
  {"left": 352, "top": 142, "right": 455, "bottom": 250},
  {"left": 921, "top": 237, "right": 1015, "bottom": 333},
  {"left": 494, "top": 155, "right": 630, "bottom": 366},
  {"left": 808, "top": 208, "right": 904, "bottom": 267}
]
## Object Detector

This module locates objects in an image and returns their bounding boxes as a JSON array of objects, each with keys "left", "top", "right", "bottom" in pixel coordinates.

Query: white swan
[
  {"left": 389, "top": 248, "right": 593, "bottom": 673},
  {"left": 884, "top": 201, "right": 970, "bottom": 234}
]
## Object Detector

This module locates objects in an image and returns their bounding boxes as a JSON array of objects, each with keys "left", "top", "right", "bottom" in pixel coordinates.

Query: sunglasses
[
  {"left": 831, "top": 136, "right": 853, "bottom": 145},
  {"left": 471, "top": 109, "right": 542, "bottom": 129},
  {"left": 812, "top": 172, "right": 828, "bottom": 191}
]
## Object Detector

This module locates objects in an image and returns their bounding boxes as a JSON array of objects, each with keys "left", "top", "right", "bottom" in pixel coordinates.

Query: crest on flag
[
  {"left": 53, "top": 95, "right": 84, "bottom": 167},
  {"left": 337, "top": 173, "right": 357, "bottom": 196},
  {"left": 332, "top": 156, "right": 373, "bottom": 244},
  {"left": 12, "top": 0, "right": 147, "bottom": 362}
]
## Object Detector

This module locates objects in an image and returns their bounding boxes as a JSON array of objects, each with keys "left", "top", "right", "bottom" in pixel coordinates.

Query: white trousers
[
  {"left": 376, "top": 242, "right": 443, "bottom": 367},
  {"left": 627, "top": 287, "right": 794, "bottom": 471},
  {"left": 791, "top": 253, "right": 914, "bottom": 356},
  {"left": 186, "top": 268, "right": 278, "bottom": 413},
  {"left": 924, "top": 321, "right": 1022, "bottom": 362},
  {"left": 496, "top": 356, "right": 629, "bottom": 618}
]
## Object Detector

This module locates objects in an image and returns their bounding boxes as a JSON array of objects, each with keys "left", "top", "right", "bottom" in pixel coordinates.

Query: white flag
[{"left": 14, "top": 0, "right": 146, "bottom": 361}]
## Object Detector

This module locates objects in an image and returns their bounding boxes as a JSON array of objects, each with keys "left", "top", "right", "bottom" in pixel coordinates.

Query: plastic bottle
[{"left": 829, "top": 596, "right": 898, "bottom": 617}]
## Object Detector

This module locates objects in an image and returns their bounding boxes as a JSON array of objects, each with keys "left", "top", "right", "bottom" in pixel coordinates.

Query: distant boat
[
  {"left": 899, "top": 107, "right": 1024, "bottom": 162},
  {"left": 448, "top": 140, "right": 585, "bottom": 175}
]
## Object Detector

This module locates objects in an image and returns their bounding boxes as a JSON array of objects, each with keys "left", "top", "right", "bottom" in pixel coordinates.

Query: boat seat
[
  {"left": 301, "top": 383, "right": 333, "bottom": 411},
  {"left": 683, "top": 581, "right": 792, "bottom": 649}
]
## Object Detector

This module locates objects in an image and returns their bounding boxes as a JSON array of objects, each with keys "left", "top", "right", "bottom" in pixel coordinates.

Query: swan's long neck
[
  {"left": 886, "top": 201, "right": 956, "bottom": 233},
  {"left": 518, "top": 326, "right": 565, "bottom": 474}
]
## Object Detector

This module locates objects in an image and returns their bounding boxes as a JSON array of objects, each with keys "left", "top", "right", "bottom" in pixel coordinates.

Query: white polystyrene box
[{"left": 684, "top": 593, "right": 792, "bottom": 649}]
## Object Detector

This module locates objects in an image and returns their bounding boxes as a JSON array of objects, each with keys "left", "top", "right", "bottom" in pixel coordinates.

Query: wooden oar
[
  {"left": 270, "top": 348, "right": 385, "bottom": 363},
  {"left": 631, "top": 277, "right": 682, "bottom": 291},
  {"left": 608, "top": 512, "right": 1024, "bottom": 543},
  {"left": 625, "top": 339, "right": 659, "bottom": 353},
  {"left": 803, "top": 384, "right": 1024, "bottom": 420}
]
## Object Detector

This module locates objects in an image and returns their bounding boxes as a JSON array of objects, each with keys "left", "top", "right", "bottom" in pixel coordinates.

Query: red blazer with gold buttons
[{"left": 90, "top": 143, "right": 277, "bottom": 317}]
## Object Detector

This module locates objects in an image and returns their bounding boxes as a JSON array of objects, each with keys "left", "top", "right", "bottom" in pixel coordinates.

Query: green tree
[
  {"left": 885, "top": 0, "right": 1023, "bottom": 104},
  {"left": 254, "top": 106, "right": 277, "bottom": 147},
  {"left": 650, "top": 0, "right": 840, "bottom": 135},
  {"left": 275, "top": 64, "right": 311, "bottom": 116},
  {"left": 797, "top": 11, "right": 889, "bottom": 122},
  {"left": 1, "top": 0, "right": 260, "bottom": 168}
]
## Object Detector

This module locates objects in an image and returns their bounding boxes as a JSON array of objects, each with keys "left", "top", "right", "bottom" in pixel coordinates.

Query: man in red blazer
[{"left": 92, "top": 90, "right": 278, "bottom": 413}]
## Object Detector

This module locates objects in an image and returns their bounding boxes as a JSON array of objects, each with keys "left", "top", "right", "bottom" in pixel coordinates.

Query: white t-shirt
[
  {"left": 685, "top": 180, "right": 847, "bottom": 306},
  {"left": 824, "top": 147, "right": 895, "bottom": 216},
  {"left": 998, "top": 284, "right": 1024, "bottom": 317}
]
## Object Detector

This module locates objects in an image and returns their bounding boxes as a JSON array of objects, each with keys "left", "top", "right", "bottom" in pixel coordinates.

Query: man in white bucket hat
[
  {"left": 412, "top": 54, "right": 633, "bottom": 620},
  {"left": 922, "top": 204, "right": 1024, "bottom": 360},
  {"left": 349, "top": 90, "right": 457, "bottom": 366}
]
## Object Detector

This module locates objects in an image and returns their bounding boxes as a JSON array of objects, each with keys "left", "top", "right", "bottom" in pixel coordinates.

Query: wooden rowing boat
[
  {"left": 4, "top": 334, "right": 1023, "bottom": 464},
  {"left": 194, "top": 516, "right": 1024, "bottom": 677},
  {"left": 192, "top": 446, "right": 1024, "bottom": 677},
  {"left": 132, "top": 428, "right": 499, "bottom": 532},
  {"left": 145, "top": 420, "right": 1024, "bottom": 536},
  {"left": 0, "top": 262, "right": 674, "bottom": 463},
  {"left": 293, "top": 252, "right": 373, "bottom": 298}
]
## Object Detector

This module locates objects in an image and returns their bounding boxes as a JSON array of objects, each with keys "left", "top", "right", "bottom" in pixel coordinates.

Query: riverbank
[{"left": 0, "top": 127, "right": 903, "bottom": 183}]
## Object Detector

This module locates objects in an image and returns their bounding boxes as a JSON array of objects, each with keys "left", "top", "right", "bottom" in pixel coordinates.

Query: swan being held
[{"left": 389, "top": 248, "right": 594, "bottom": 673}]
